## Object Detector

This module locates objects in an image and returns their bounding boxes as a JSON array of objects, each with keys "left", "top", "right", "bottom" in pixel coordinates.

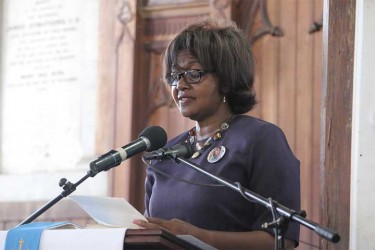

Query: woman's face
[{"left": 170, "top": 51, "right": 223, "bottom": 121}]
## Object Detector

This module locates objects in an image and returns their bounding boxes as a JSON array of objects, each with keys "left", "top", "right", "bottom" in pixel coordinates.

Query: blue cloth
[
  {"left": 5, "top": 222, "right": 72, "bottom": 250},
  {"left": 145, "top": 115, "right": 301, "bottom": 245}
]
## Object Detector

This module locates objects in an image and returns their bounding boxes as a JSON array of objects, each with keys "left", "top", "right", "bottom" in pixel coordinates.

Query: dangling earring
[{"left": 223, "top": 96, "right": 226, "bottom": 103}]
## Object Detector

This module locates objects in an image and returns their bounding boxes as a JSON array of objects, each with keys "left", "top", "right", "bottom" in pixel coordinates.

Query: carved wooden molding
[
  {"left": 116, "top": 0, "right": 135, "bottom": 47},
  {"left": 143, "top": 17, "right": 194, "bottom": 44},
  {"left": 234, "top": 0, "right": 283, "bottom": 43},
  {"left": 309, "top": 15, "right": 323, "bottom": 34},
  {"left": 140, "top": 1, "right": 210, "bottom": 19}
]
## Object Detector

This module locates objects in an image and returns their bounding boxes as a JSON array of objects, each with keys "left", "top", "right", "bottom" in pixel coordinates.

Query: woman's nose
[{"left": 175, "top": 77, "right": 191, "bottom": 90}]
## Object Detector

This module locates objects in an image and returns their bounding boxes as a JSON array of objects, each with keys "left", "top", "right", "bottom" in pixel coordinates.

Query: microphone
[
  {"left": 142, "top": 141, "right": 194, "bottom": 160},
  {"left": 89, "top": 126, "right": 167, "bottom": 176}
]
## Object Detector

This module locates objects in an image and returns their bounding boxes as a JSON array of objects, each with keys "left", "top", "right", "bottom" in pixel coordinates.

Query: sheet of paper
[{"left": 69, "top": 195, "right": 146, "bottom": 228}]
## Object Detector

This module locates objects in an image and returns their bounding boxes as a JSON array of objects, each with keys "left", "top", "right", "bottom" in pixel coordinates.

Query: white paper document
[{"left": 69, "top": 195, "right": 146, "bottom": 228}]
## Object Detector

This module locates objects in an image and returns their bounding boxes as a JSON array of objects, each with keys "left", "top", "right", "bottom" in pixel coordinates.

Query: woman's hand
[
  {"left": 133, "top": 217, "right": 201, "bottom": 236},
  {"left": 133, "top": 217, "right": 295, "bottom": 249}
]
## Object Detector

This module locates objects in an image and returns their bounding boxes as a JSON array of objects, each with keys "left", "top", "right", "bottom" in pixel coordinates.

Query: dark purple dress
[{"left": 144, "top": 115, "right": 300, "bottom": 245}]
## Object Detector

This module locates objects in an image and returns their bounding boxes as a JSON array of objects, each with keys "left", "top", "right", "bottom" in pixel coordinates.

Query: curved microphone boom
[
  {"left": 142, "top": 141, "right": 194, "bottom": 160},
  {"left": 89, "top": 126, "right": 167, "bottom": 176}
]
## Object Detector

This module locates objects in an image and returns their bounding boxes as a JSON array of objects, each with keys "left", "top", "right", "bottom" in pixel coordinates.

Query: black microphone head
[
  {"left": 139, "top": 126, "right": 167, "bottom": 151},
  {"left": 174, "top": 142, "right": 194, "bottom": 159}
]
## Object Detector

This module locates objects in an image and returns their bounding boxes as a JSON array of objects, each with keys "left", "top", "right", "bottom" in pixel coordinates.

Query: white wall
[
  {"left": 350, "top": 0, "right": 375, "bottom": 249},
  {"left": 0, "top": 0, "right": 108, "bottom": 201}
]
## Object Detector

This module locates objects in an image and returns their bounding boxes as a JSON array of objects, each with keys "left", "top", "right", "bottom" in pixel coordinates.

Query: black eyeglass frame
[{"left": 166, "top": 69, "right": 212, "bottom": 86}]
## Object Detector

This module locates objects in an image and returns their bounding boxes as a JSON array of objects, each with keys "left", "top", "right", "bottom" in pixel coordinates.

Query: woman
[{"left": 134, "top": 17, "right": 300, "bottom": 249}]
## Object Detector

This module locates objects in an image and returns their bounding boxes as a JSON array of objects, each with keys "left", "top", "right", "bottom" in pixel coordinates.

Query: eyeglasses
[{"left": 166, "top": 69, "right": 211, "bottom": 86}]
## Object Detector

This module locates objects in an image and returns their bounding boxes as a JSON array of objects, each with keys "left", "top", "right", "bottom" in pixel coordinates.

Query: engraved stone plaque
[{"left": 1, "top": 0, "right": 99, "bottom": 175}]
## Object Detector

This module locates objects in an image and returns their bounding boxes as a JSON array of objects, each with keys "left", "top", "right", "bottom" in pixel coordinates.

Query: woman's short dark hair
[{"left": 162, "top": 17, "right": 257, "bottom": 114}]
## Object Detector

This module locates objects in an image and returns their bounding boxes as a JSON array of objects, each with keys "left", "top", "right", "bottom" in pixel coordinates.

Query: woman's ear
[{"left": 220, "top": 83, "right": 230, "bottom": 96}]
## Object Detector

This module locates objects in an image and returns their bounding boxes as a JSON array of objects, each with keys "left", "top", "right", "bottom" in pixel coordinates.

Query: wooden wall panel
[
  {"left": 277, "top": 0, "right": 297, "bottom": 149},
  {"left": 239, "top": 0, "right": 323, "bottom": 248},
  {"left": 250, "top": 40, "right": 263, "bottom": 119},
  {"left": 311, "top": 0, "right": 323, "bottom": 246},
  {"left": 255, "top": 0, "right": 279, "bottom": 124},
  {"left": 295, "top": 0, "right": 316, "bottom": 248},
  {"left": 92, "top": 0, "right": 139, "bottom": 202}
]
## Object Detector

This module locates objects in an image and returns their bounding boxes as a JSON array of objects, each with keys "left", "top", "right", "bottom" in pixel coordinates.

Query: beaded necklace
[{"left": 186, "top": 116, "right": 234, "bottom": 159}]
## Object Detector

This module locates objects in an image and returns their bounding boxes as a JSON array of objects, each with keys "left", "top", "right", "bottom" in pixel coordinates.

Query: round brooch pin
[{"left": 207, "top": 146, "right": 226, "bottom": 163}]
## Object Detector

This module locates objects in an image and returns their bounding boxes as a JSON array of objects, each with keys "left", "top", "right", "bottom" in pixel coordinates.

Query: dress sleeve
[{"left": 248, "top": 123, "right": 301, "bottom": 245}]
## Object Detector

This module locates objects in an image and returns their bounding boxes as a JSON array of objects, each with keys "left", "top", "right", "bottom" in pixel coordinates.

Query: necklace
[{"left": 186, "top": 116, "right": 234, "bottom": 159}]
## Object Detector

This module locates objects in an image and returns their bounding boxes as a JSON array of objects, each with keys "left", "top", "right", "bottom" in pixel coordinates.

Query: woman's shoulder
[
  {"left": 232, "top": 115, "right": 297, "bottom": 160},
  {"left": 232, "top": 115, "right": 283, "bottom": 134},
  {"left": 228, "top": 115, "right": 291, "bottom": 147}
]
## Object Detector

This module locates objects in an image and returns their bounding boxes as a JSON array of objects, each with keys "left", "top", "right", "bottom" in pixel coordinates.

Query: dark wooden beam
[{"left": 321, "top": 0, "right": 356, "bottom": 249}]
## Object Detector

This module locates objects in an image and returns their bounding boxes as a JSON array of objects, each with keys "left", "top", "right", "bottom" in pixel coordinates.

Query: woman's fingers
[
  {"left": 133, "top": 218, "right": 172, "bottom": 232},
  {"left": 133, "top": 217, "right": 197, "bottom": 236},
  {"left": 146, "top": 217, "right": 167, "bottom": 225},
  {"left": 133, "top": 219, "right": 157, "bottom": 228}
]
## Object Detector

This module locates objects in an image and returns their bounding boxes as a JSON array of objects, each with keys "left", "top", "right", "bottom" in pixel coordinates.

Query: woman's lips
[{"left": 178, "top": 96, "right": 195, "bottom": 105}]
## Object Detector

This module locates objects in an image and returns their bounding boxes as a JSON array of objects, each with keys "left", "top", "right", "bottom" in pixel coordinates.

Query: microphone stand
[
  {"left": 17, "top": 170, "right": 97, "bottom": 227},
  {"left": 17, "top": 125, "right": 166, "bottom": 227},
  {"left": 170, "top": 155, "right": 340, "bottom": 250}
]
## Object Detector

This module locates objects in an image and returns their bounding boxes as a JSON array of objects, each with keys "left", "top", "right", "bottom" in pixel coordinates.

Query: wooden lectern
[{"left": 125, "top": 229, "right": 207, "bottom": 249}]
